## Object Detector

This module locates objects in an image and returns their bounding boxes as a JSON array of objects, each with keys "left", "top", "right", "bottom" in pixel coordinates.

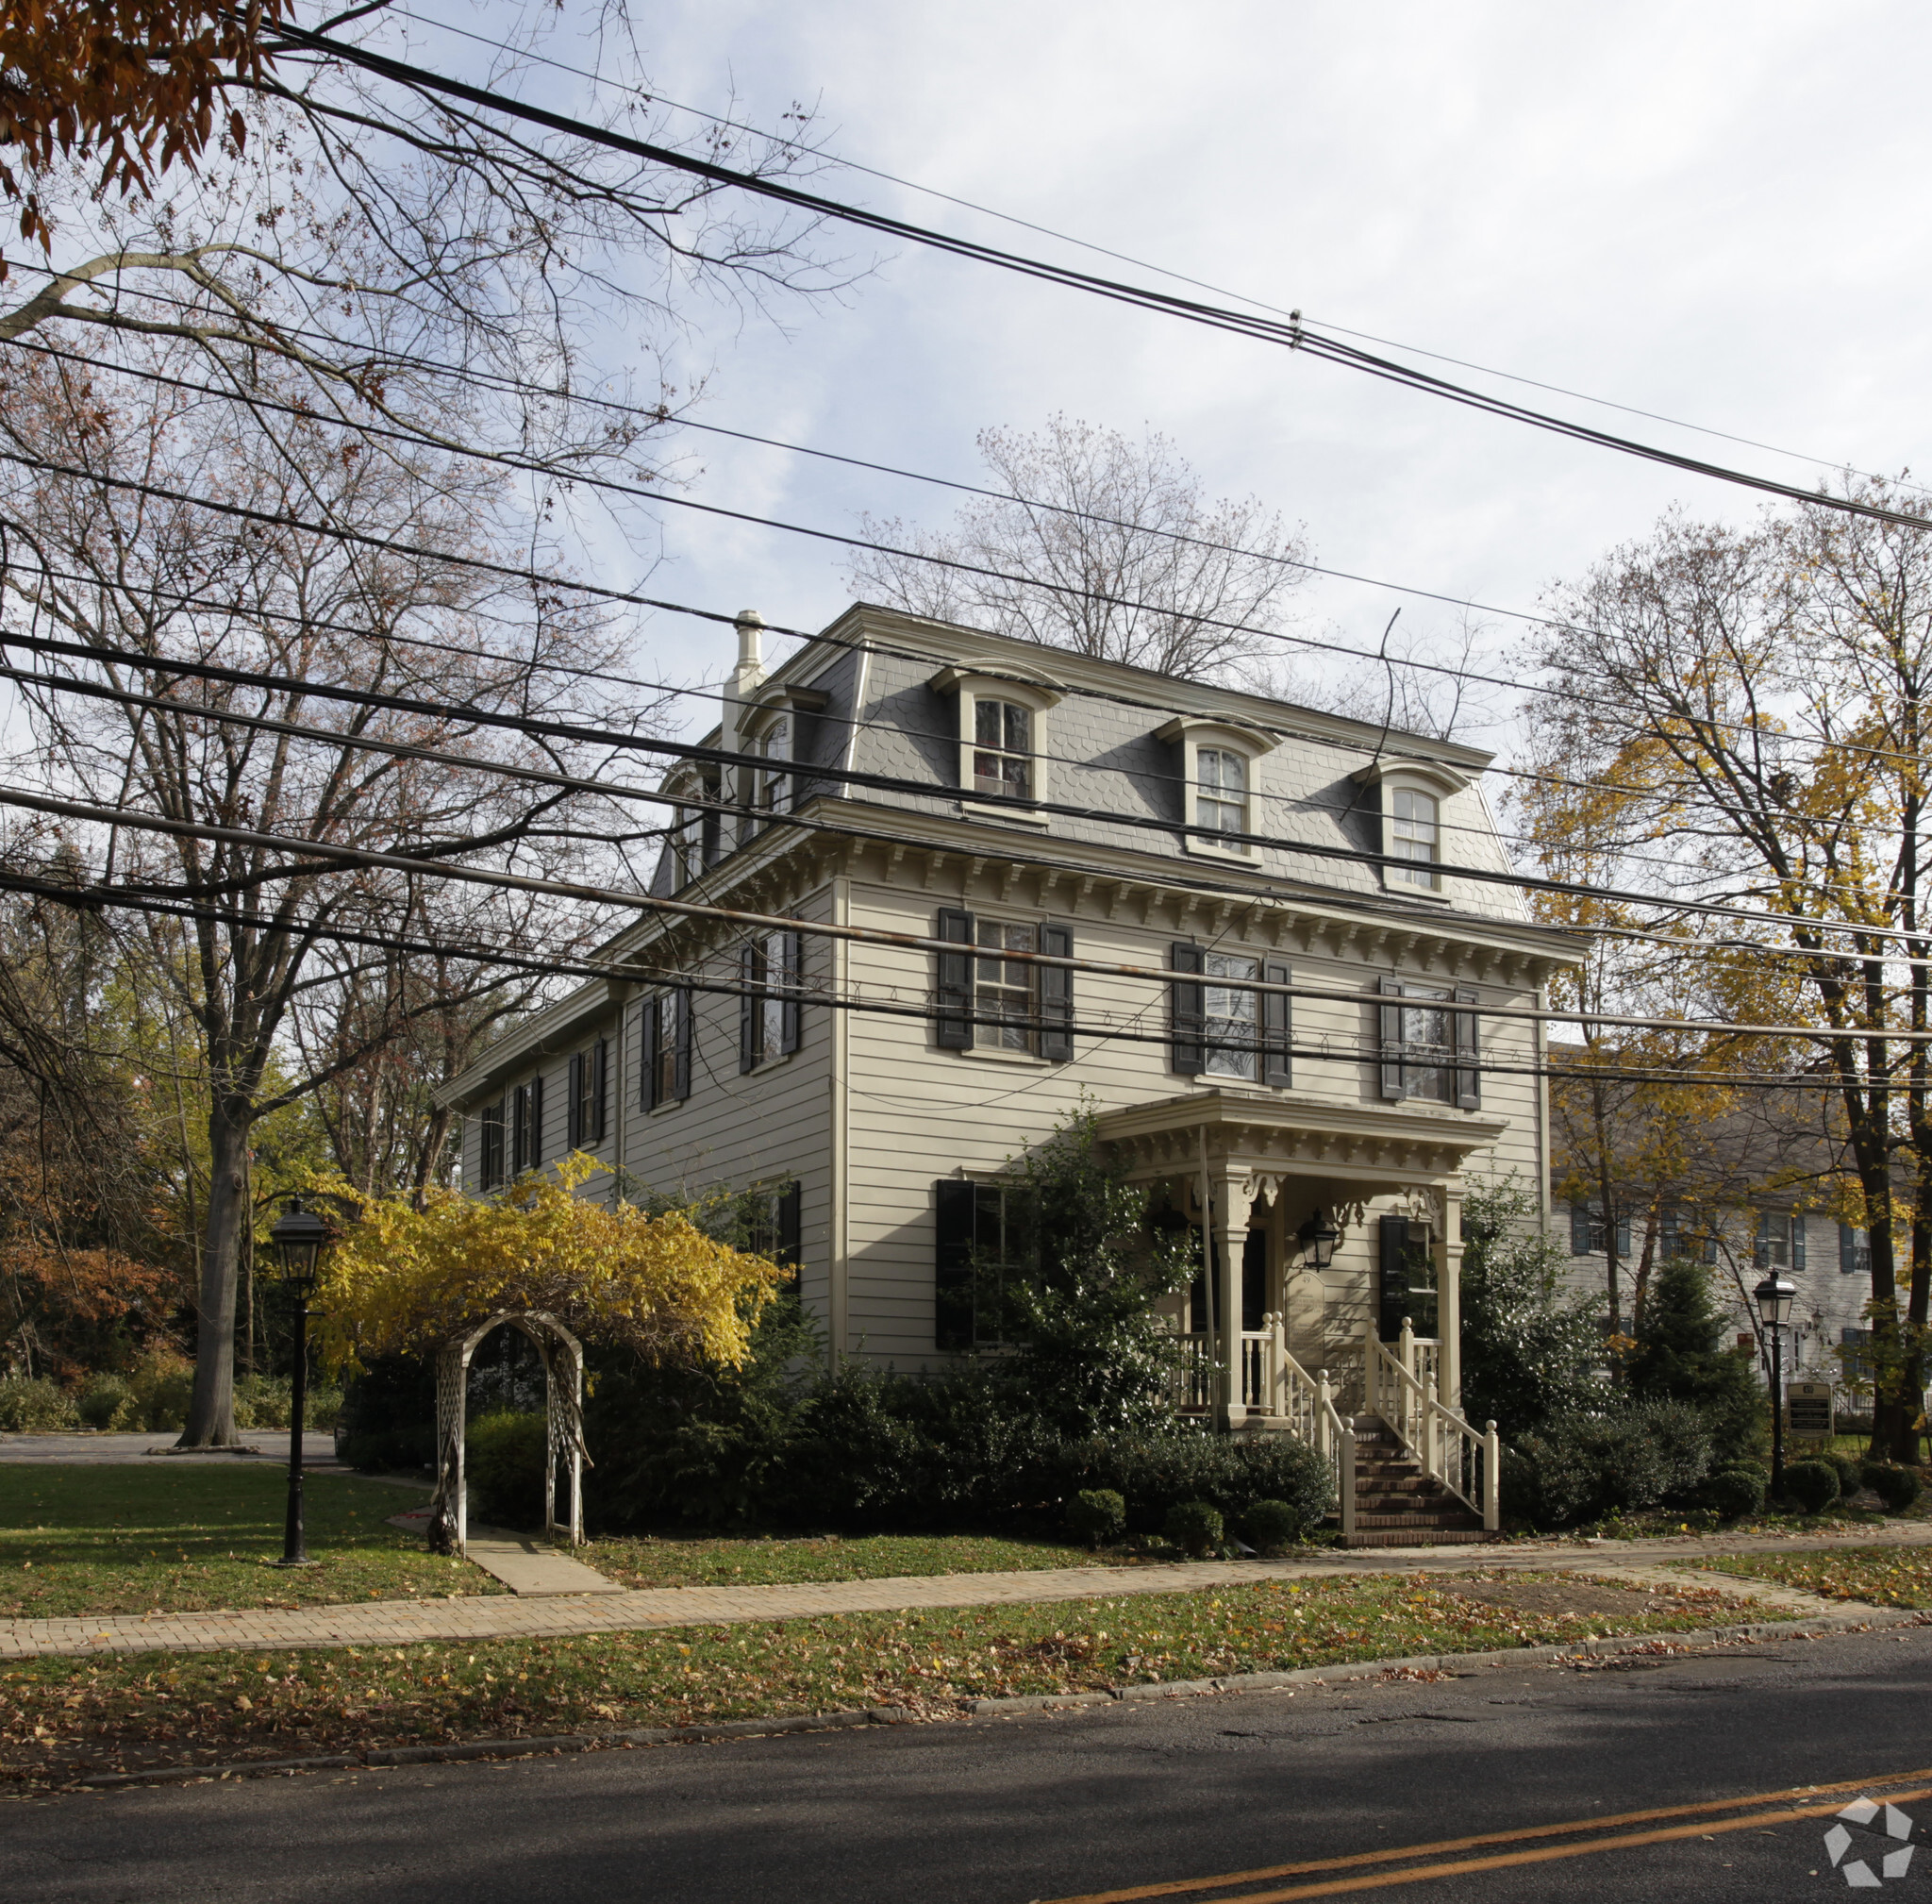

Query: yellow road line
[{"left": 1042, "top": 1767, "right": 1932, "bottom": 1904}]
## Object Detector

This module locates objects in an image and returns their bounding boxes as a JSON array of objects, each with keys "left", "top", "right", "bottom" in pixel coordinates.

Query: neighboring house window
[
  {"left": 639, "top": 989, "right": 692, "bottom": 1111},
  {"left": 740, "top": 929, "right": 803, "bottom": 1071},
  {"left": 933, "top": 1178, "right": 1037, "bottom": 1351},
  {"left": 1840, "top": 1326, "right": 1874, "bottom": 1380},
  {"left": 1168, "top": 942, "right": 1291, "bottom": 1086},
  {"left": 1840, "top": 1224, "right": 1873, "bottom": 1276},
  {"left": 1196, "top": 748, "right": 1247, "bottom": 837},
  {"left": 746, "top": 1180, "right": 803, "bottom": 1269},
  {"left": 566, "top": 1039, "right": 608, "bottom": 1149},
  {"left": 1568, "top": 1204, "right": 1632, "bottom": 1257},
  {"left": 479, "top": 1099, "right": 506, "bottom": 1191},
  {"left": 510, "top": 1076, "right": 543, "bottom": 1175},
  {"left": 1378, "top": 977, "right": 1479, "bottom": 1107},
  {"left": 1389, "top": 788, "right": 1440, "bottom": 888},
  {"left": 933, "top": 908, "right": 1074, "bottom": 1060},
  {"left": 973, "top": 698, "right": 1032, "bottom": 800},
  {"left": 1755, "top": 1210, "right": 1806, "bottom": 1272}
]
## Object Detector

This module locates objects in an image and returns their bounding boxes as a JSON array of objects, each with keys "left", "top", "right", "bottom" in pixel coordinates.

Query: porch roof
[{"left": 1093, "top": 1088, "right": 1507, "bottom": 1195}]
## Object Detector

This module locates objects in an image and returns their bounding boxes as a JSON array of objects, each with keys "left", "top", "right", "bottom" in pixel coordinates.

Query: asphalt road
[{"left": 10, "top": 1625, "right": 1932, "bottom": 1902}]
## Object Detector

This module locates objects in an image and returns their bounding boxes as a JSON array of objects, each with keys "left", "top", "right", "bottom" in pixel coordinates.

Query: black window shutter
[
  {"left": 528, "top": 1074, "right": 544, "bottom": 1165},
  {"left": 638, "top": 999, "right": 658, "bottom": 1112},
  {"left": 775, "top": 1181, "right": 802, "bottom": 1268},
  {"left": 673, "top": 988, "right": 692, "bottom": 1100},
  {"left": 1040, "top": 922, "right": 1074, "bottom": 1061},
  {"left": 1262, "top": 960, "right": 1291, "bottom": 1088},
  {"left": 1570, "top": 1205, "right": 1592, "bottom": 1255},
  {"left": 1453, "top": 988, "right": 1481, "bottom": 1109},
  {"left": 1171, "top": 942, "right": 1205, "bottom": 1075},
  {"left": 740, "top": 944, "right": 758, "bottom": 1073},
  {"left": 1377, "top": 1213, "right": 1410, "bottom": 1342},
  {"left": 1378, "top": 977, "right": 1407, "bottom": 1100},
  {"left": 780, "top": 931, "right": 803, "bottom": 1055},
  {"left": 935, "top": 908, "right": 975, "bottom": 1050},
  {"left": 591, "top": 1037, "right": 608, "bottom": 1143},
  {"left": 700, "top": 788, "right": 722, "bottom": 868},
  {"left": 567, "top": 1052, "right": 584, "bottom": 1149},
  {"left": 480, "top": 1101, "right": 505, "bottom": 1190},
  {"left": 934, "top": 1178, "right": 976, "bottom": 1351}
]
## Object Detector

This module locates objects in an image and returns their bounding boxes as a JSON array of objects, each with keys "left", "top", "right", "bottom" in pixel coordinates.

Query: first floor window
[
  {"left": 1169, "top": 942, "right": 1291, "bottom": 1086},
  {"left": 933, "top": 1177, "right": 1037, "bottom": 1351},
  {"left": 511, "top": 1075, "right": 543, "bottom": 1176},
  {"left": 972, "top": 697, "right": 1031, "bottom": 801},
  {"left": 1379, "top": 978, "right": 1479, "bottom": 1107},
  {"left": 479, "top": 1099, "right": 506, "bottom": 1191},
  {"left": 567, "top": 1039, "right": 608, "bottom": 1149},
  {"left": 934, "top": 908, "right": 1073, "bottom": 1060},
  {"left": 741, "top": 929, "right": 803, "bottom": 1071},
  {"left": 1840, "top": 1326, "right": 1874, "bottom": 1381},
  {"left": 1390, "top": 787, "right": 1440, "bottom": 888},
  {"left": 746, "top": 1179, "right": 804, "bottom": 1268}
]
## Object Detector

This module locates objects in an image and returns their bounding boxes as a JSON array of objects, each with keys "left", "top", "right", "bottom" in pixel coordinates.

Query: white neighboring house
[{"left": 443, "top": 605, "right": 1586, "bottom": 1540}]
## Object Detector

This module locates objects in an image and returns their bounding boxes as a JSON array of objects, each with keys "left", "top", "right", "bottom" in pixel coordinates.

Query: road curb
[{"left": 54, "top": 1606, "right": 1924, "bottom": 1790}]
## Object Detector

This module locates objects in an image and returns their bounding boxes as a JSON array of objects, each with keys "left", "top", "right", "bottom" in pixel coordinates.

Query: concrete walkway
[
  {"left": 4, "top": 1524, "right": 1927, "bottom": 1662},
  {"left": 0, "top": 1431, "right": 348, "bottom": 1468}
]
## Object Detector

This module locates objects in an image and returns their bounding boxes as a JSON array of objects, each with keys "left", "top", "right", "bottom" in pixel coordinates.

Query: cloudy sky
[{"left": 412, "top": 1, "right": 1932, "bottom": 748}]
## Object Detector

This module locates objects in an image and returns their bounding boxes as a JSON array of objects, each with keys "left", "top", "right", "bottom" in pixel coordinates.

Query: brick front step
[
  {"left": 1337, "top": 1527, "right": 1496, "bottom": 1548},
  {"left": 1353, "top": 1513, "right": 1483, "bottom": 1530}
]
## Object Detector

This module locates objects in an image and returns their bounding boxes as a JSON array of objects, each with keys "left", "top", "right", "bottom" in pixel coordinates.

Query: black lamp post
[
  {"left": 1297, "top": 1211, "right": 1341, "bottom": 1272},
  {"left": 267, "top": 1199, "right": 331, "bottom": 1568},
  {"left": 1755, "top": 1270, "right": 1797, "bottom": 1497}
]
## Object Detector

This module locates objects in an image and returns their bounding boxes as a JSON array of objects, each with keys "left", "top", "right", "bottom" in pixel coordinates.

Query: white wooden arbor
[{"left": 426, "top": 1310, "right": 590, "bottom": 1555}]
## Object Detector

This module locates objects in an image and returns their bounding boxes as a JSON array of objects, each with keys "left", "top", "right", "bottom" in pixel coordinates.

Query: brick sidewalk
[{"left": 6, "top": 1525, "right": 1928, "bottom": 1662}]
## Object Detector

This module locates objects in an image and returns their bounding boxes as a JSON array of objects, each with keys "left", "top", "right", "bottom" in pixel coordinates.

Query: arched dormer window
[
  {"left": 741, "top": 683, "right": 828, "bottom": 839},
  {"left": 1156, "top": 716, "right": 1278, "bottom": 860},
  {"left": 929, "top": 666, "right": 1062, "bottom": 822},
  {"left": 1350, "top": 759, "right": 1472, "bottom": 895}
]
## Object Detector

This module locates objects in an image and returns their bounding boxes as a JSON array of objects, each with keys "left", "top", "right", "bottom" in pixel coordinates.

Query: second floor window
[
  {"left": 1756, "top": 1210, "right": 1806, "bottom": 1272},
  {"left": 741, "top": 929, "right": 803, "bottom": 1071},
  {"left": 973, "top": 698, "right": 1031, "bottom": 801},
  {"left": 511, "top": 1076, "right": 543, "bottom": 1176},
  {"left": 639, "top": 988, "right": 691, "bottom": 1111},
  {"left": 934, "top": 907, "right": 1074, "bottom": 1060},
  {"left": 1390, "top": 787, "right": 1440, "bottom": 888},
  {"left": 1169, "top": 942, "right": 1291, "bottom": 1086},
  {"left": 1196, "top": 747, "right": 1248, "bottom": 837},
  {"left": 479, "top": 1099, "right": 506, "bottom": 1191},
  {"left": 1379, "top": 977, "right": 1479, "bottom": 1107},
  {"left": 1840, "top": 1224, "right": 1873, "bottom": 1275},
  {"left": 976, "top": 919, "right": 1037, "bottom": 1051},
  {"left": 566, "top": 1039, "right": 608, "bottom": 1149},
  {"left": 1570, "top": 1204, "right": 1633, "bottom": 1258}
]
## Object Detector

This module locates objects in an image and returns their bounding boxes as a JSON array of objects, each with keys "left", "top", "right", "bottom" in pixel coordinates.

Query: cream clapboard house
[{"left": 445, "top": 605, "right": 1584, "bottom": 1541}]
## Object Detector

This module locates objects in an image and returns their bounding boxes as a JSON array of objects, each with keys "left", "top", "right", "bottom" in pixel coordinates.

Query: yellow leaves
[{"left": 310, "top": 1154, "right": 786, "bottom": 1372}]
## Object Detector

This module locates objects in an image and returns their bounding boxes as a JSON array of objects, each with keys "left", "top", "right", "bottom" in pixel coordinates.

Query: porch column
[
  {"left": 1210, "top": 1173, "right": 1255, "bottom": 1428},
  {"left": 1439, "top": 1182, "right": 1463, "bottom": 1409}
]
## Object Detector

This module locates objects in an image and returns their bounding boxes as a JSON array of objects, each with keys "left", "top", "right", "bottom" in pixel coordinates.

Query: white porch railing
[
  {"left": 1364, "top": 1318, "right": 1500, "bottom": 1531},
  {"left": 1170, "top": 1330, "right": 1215, "bottom": 1415}
]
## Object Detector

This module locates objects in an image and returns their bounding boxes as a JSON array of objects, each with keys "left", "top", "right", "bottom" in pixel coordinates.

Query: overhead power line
[{"left": 268, "top": 21, "right": 1932, "bottom": 538}]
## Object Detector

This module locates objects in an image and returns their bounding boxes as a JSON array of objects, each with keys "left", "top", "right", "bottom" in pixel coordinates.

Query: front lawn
[
  {"left": 574, "top": 1529, "right": 1122, "bottom": 1589},
  {"left": 1690, "top": 1547, "right": 1932, "bottom": 1610},
  {"left": 0, "top": 1567, "right": 1756, "bottom": 1785},
  {"left": 0, "top": 1465, "right": 499, "bottom": 1617}
]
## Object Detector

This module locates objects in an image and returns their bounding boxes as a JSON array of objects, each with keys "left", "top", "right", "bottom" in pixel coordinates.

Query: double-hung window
[
  {"left": 1378, "top": 978, "right": 1480, "bottom": 1107},
  {"left": 1390, "top": 789, "right": 1440, "bottom": 887},
  {"left": 479, "top": 1099, "right": 506, "bottom": 1191},
  {"left": 752, "top": 715, "right": 791, "bottom": 826},
  {"left": 746, "top": 1179, "right": 803, "bottom": 1269},
  {"left": 666, "top": 773, "right": 722, "bottom": 887},
  {"left": 740, "top": 928, "right": 804, "bottom": 1070},
  {"left": 1755, "top": 1210, "right": 1805, "bottom": 1272},
  {"left": 934, "top": 908, "right": 1074, "bottom": 1060},
  {"left": 933, "top": 1178, "right": 1037, "bottom": 1351},
  {"left": 1169, "top": 942, "right": 1291, "bottom": 1086},
  {"left": 510, "top": 1076, "right": 543, "bottom": 1175},
  {"left": 1840, "top": 1224, "right": 1873, "bottom": 1275},
  {"left": 1569, "top": 1204, "right": 1633, "bottom": 1258},
  {"left": 566, "top": 1040, "right": 608, "bottom": 1149},
  {"left": 640, "top": 988, "right": 692, "bottom": 1110},
  {"left": 973, "top": 699, "right": 1032, "bottom": 801},
  {"left": 1196, "top": 748, "right": 1248, "bottom": 838}
]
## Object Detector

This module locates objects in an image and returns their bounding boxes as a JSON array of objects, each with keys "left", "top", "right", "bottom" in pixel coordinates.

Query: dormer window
[
  {"left": 974, "top": 700, "right": 1031, "bottom": 800},
  {"left": 929, "top": 665, "right": 1062, "bottom": 819},
  {"left": 1390, "top": 787, "right": 1439, "bottom": 886},
  {"left": 753, "top": 713, "right": 791, "bottom": 824},
  {"left": 1351, "top": 759, "right": 1472, "bottom": 898},
  {"left": 1156, "top": 717, "right": 1276, "bottom": 859},
  {"left": 665, "top": 771, "right": 722, "bottom": 888}
]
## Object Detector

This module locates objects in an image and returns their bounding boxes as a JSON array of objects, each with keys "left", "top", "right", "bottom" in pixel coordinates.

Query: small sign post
[{"left": 1787, "top": 1379, "right": 1834, "bottom": 1448}]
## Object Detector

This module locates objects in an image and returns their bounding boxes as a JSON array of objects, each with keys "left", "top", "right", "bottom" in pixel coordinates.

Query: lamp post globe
[
  {"left": 1754, "top": 1272, "right": 1798, "bottom": 1496},
  {"left": 267, "top": 1198, "right": 333, "bottom": 1567}
]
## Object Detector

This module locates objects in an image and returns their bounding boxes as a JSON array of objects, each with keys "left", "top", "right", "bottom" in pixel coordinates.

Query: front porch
[{"left": 1096, "top": 1089, "right": 1509, "bottom": 1542}]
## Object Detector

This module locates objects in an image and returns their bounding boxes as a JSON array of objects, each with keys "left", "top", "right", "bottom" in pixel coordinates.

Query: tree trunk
[{"left": 178, "top": 1095, "right": 250, "bottom": 1446}]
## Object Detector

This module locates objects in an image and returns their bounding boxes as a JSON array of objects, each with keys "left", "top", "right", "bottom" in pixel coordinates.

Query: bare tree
[{"left": 846, "top": 415, "right": 1308, "bottom": 681}]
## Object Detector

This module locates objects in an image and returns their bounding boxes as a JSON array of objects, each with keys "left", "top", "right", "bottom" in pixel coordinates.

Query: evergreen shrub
[
  {"left": 1861, "top": 1462, "right": 1924, "bottom": 1513},
  {"left": 1242, "top": 1498, "right": 1305, "bottom": 1554},
  {"left": 0, "top": 1377, "right": 79, "bottom": 1431},
  {"left": 1696, "top": 1464, "right": 1767, "bottom": 1521},
  {"left": 1066, "top": 1488, "right": 1126, "bottom": 1548},
  {"left": 467, "top": 1411, "right": 549, "bottom": 1526},
  {"left": 1164, "top": 1499, "right": 1224, "bottom": 1557},
  {"left": 76, "top": 1374, "right": 136, "bottom": 1429},
  {"left": 1822, "top": 1451, "right": 1865, "bottom": 1496},
  {"left": 1502, "top": 1398, "right": 1713, "bottom": 1528},
  {"left": 1625, "top": 1261, "right": 1766, "bottom": 1465},
  {"left": 1782, "top": 1460, "right": 1840, "bottom": 1515},
  {"left": 1050, "top": 1432, "right": 1332, "bottom": 1542}
]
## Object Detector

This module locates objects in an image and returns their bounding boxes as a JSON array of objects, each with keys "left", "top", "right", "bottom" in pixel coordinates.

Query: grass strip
[
  {"left": 0, "top": 1466, "right": 497, "bottom": 1616},
  {"left": 1690, "top": 1546, "right": 1932, "bottom": 1609},
  {"left": 574, "top": 1529, "right": 1131, "bottom": 1589},
  {"left": 0, "top": 1568, "right": 1754, "bottom": 1788}
]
